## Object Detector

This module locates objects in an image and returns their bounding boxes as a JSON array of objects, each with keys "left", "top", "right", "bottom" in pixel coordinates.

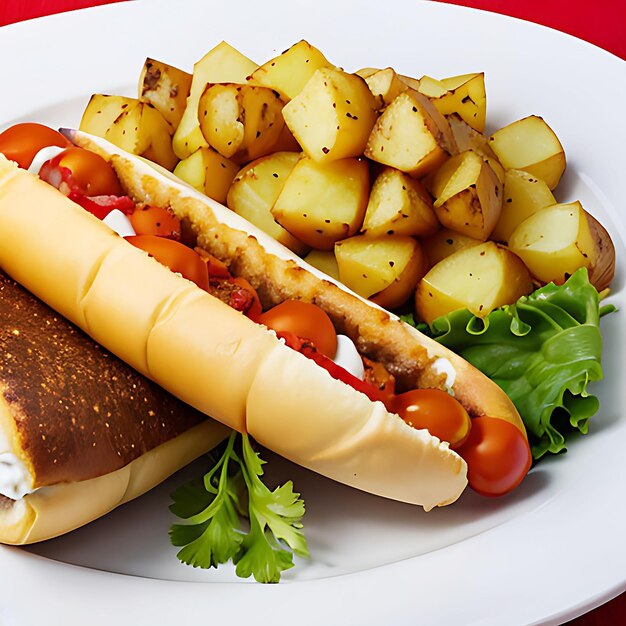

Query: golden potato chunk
[
  {"left": 79, "top": 94, "right": 137, "bottom": 138},
  {"left": 198, "top": 83, "right": 285, "bottom": 163},
  {"left": 362, "top": 167, "right": 439, "bottom": 237},
  {"left": 84, "top": 97, "right": 177, "bottom": 170},
  {"left": 246, "top": 40, "right": 333, "bottom": 101},
  {"left": 361, "top": 67, "right": 408, "bottom": 109},
  {"left": 447, "top": 114, "right": 504, "bottom": 182},
  {"left": 282, "top": 67, "right": 378, "bottom": 162},
  {"left": 173, "top": 146, "right": 239, "bottom": 203},
  {"left": 488, "top": 115, "right": 566, "bottom": 189},
  {"left": 335, "top": 235, "right": 427, "bottom": 308},
  {"left": 138, "top": 58, "right": 192, "bottom": 132},
  {"left": 172, "top": 41, "right": 258, "bottom": 160},
  {"left": 508, "top": 201, "right": 597, "bottom": 284},
  {"left": 271, "top": 157, "right": 369, "bottom": 250},
  {"left": 303, "top": 249, "right": 340, "bottom": 280},
  {"left": 364, "top": 90, "right": 452, "bottom": 177},
  {"left": 429, "top": 73, "right": 487, "bottom": 132},
  {"left": 491, "top": 169, "right": 556, "bottom": 243},
  {"left": 421, "top": 228, "right": 482, "bottom": 266},
  {"left": 430, "top": 150, "right": 502, "bottom": 240},
  {"left": 586, "top": 212, "right": 616, "bottom": 292},
  {"left": 226, "top": 152, "right": 308, "bottom": 254},
  {"left": 415, "top": 242, "right": 532, "bottom": 323}
]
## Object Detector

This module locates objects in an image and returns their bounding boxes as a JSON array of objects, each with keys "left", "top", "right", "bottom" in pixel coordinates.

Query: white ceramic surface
[{"left": 0, "top": 1, "right": 624, "bottom": 624}]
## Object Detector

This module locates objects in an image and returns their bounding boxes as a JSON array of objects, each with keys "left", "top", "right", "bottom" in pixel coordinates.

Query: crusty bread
[
  {"left": 0, "top": 420, "right": 227, "bottom": 545},
  {"left": 0, "top": 135, "right": 525, "bottom": 509},
  {"left": 0, "top": 270, "right": 229, "bottom": 544}
]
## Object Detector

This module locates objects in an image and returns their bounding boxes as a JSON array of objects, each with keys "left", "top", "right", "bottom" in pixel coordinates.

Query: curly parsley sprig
[{"left": 169, "top": 432, "right": 308, "bottom": 583}]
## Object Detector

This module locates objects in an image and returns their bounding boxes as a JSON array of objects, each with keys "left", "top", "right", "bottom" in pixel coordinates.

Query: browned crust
[{"left": 0, "top": 272, "right": 207, "bottom": 488}]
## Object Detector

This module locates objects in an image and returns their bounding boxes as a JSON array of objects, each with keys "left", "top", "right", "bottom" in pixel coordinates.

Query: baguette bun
[{"left": 0, "top": 132, "right": 524, "bottom": 509}]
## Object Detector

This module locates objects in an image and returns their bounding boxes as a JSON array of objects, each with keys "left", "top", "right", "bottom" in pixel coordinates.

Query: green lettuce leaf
[{"left": 420, "top": 268, "right": 615, "bottom": 459}]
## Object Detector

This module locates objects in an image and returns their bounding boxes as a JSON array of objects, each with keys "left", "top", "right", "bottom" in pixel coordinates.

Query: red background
[{"left": 1, "top": 1, "right": 625, "bottom": 623}]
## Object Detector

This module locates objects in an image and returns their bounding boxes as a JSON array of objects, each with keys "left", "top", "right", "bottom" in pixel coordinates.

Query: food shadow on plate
[{"left": 24, "top": 443, "right": 554, "bottom": 583}]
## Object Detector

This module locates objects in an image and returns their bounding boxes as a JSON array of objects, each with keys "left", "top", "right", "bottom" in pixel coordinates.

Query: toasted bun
[
  {"left": 0, "top": 136, "right": 524, "bottom": 509},
  {"left": 0, "top": 420, "right": 228, "bottom": 545}
]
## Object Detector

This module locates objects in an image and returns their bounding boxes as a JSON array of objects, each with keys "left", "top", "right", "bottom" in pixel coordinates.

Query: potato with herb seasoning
[
  {"left": 172, "top": 41, "right": 258, "bottom": 160},
  {"left": 365, "top": 90, "right": 454, "bottom": 178},
  {"left": 488, "top": 115, "right": 566, "bottom": 190},
  {"left": 359, "top": 67, "right": 408, "bottom": 109},
  {"left": 421, "top": 228, "right": 482, "bottom": 266},
  {"left": 415, "top": 241, "right": 533, "bottom": 323},
  {"left": 282, "top": 67, "right": 378, "bottom": 163},
  {"left": 82, "top": 96, "right": 177, "bottom": 170},
  {"left": 430, "top": 150, "right": 502, "bottom": 240},
  {"left": 362, "top": 167, "right": 439, "bottom": 237},
  {"left": 197, "top": 83, "right": 285, "bottom": 164},
  {"left": 226, "top": 151, "right": 309, "bottom": 254},
  {"left": 246, "top": 40, "right": 333, "bottom": 101},
  {"left": 173, "top": 146, "right": 239, "bottom": 203},
  {"left": 335, "top": 235, "right": 427, "bottom": 309},
  {"left": 491, "top": 169, "right": 556, "bottom": 243},
  {"left": 508, "top": 201, "right": 597, "bottom": 285},
  {"left": 138, "top": 58, "right": 192, "bottom": 133},
  {"left": 271, "top": 156, "right": 369, "bottom": 250}
]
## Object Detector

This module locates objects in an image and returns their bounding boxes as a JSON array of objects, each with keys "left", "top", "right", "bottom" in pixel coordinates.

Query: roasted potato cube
[
  {"left": 488, "top": 115, "right": 566, "bottom": 189},
  {"left": 415, "top": 241, "right": 532, "bottom": 323},
  {"left": 138, "top": 58, "right": 192, "bottom": 132},
  {"left": 303, "top": 249, "right": 340, "bottom": 280},
  {"left": 139, "top": 103, "right": 179, "bottom": 170},
  {"left": 491, "top": 169, "right": 556, "bottom": 243},
  {"left": 508, "top": 201, "right": 597, "bottom": 284},
  {"left": 430, "top": 73, "right": 486, "bottom": 132},
  {"left": 361, "top": 67, "right": 408, "bottom": 109},
  {"left": 430, "top": 150, "right": 502, "bottom": 240},
  {"left": 364, "top": 90, "right": 453, "bottom": 178},
  {"left": 94, "top": 98, "right": 177, "bottom": 170},
  {"left": 447, "top": 114, "right": 504, "bottom": 182},
  {"left": 173, "top": 146, "right": 239, "bottom": 203},
  {"left": 79, "top": 94, "right": 138, "bottom": 138},
  {"left": 227, "top": 151, "right": 308, "bottom": 254},
  {"left": 282, "top": 67, "right": 378, "bottom": 162},
  {"left": 246, "top": 40, "right": 333, "bottom": 101},
  {"left": 421, "top": 228, "right": 482, "bottom": 266},
  {"left": 271, "top": 157, "right": 369, "bottom": 250},
  {"left": 362, "top": 167, "right": 439, "bottom": 237},
  {"left": 335, "top": 235, "right": 427, "bottom": 309},
  {"left": 172, "top": 41, "right": 258, "bottom": 160},
  {"left": 417, "top": 75, "right": 448, "bottom": 98},
  {"left": 198, "top": 83, "right": 285, "bottom": 163}
]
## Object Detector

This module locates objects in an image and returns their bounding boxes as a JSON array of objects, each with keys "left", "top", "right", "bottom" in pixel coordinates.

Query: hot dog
[
  {"left": 0, "top": 270, "right": 229, "bottom": 545},
  {"left": 0, "top": 129, "right": 531, "bottom": 510}
]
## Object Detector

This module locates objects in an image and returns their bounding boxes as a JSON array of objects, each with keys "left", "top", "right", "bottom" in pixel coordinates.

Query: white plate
[{"left": 1, "top": 1, "right": 625, "bottom": 624}]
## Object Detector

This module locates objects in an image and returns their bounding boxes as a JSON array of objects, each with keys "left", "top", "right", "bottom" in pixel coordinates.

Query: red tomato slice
[
  {"left": 68, "top": 192, "right": 135, "bottom": 220},
  {"left": 457, "top": 416, "right": 532, "bottom": 497},
  {"left": 229, "top": 277, "right": 262, "bottom": 320},
  {"left": 42, "top": 147, "right": 123, "bottom": 196},
  {"left": 125, "top": 235, "right": 209, "bottom": 291},
  {"left": 391, "top": 388, "right": 472, "bottom": 449},
  {"left": 129, "top": 205, "right": 181, "bottom": 240},
  {"left": 257, "top": 300, "right": 338, "bottom": 359},
  {"left": 0, "top": 123, "right": 70, "bottom": 169}
]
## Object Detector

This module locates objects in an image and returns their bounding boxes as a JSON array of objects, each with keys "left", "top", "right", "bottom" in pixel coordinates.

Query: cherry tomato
[
  {"left": 391, "top": 388, "right": 472, "bottom": 449},
  {"left": 456, "top": 416, "right": 532, "bottom": 497},
  {"left": 257, "top": 300, "right": 338, "bottom": 359},
  {"left": 129, "top": 205, "right": 181, "bottom": 240},
  {"left": 125, "top": 235, "right": 209, "bottom": 291},
  {"left": 51, "top": 147, "right": 123, "bottom": 196},
  {"left": 229, "top": 277, "right": 262, "bottom": 320},
  {"left": 0, "top": 123, "right": 70, "bottom": 169}
]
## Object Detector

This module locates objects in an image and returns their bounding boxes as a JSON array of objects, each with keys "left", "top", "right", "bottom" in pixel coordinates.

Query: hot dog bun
[
  {"left": 0, "top": 133, "right": 524, "bottom": 509},
  {"left": 0, "top": 271, "right": 229, "bottom": 544}
]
